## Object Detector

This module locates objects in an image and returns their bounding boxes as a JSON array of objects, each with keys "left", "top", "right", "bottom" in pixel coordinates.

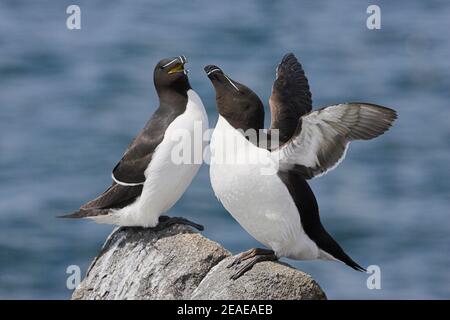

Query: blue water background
[{"left": 0, "top": 0, "right": 449, "bottom": 299}]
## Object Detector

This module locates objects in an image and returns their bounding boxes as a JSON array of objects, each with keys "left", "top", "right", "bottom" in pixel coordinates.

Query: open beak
[{"left": 168, "top": 55, "right": 187, "bottom": 74}]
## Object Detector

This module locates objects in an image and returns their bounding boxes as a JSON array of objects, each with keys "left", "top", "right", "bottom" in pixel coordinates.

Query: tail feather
[
  {"left": 322, "top": 243, "right": 367, "bottom": 272},
  {"left": 343, "top": 256, "right": 366, "bottom": 272}
]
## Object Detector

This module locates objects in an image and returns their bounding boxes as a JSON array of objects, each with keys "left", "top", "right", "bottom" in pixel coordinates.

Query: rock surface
[
  {"left": 191, "top": 258, "right": 326, "bottom": 300},
  {"left": 72, "top": 225, "right": 326, "bottom": 300}
]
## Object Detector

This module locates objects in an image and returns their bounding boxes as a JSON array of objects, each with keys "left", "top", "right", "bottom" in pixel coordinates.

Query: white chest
[
  {"left": 209, "top": 116, "right": 320, "bottom": 259},
  {"left": 116, "top": 89, "right": 208, "bottom": 227}
]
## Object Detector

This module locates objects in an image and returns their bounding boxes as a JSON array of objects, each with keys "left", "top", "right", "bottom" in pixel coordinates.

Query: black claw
[
  {"left": 189, "top": 222, "right": 204, "bottom": 231},
  {"left": 227, "top": 254, "right": 244, "bottom": 268},
  {"left": 230, "top": 259, "right": 253, "bottom": 280},
  {"left": 227, "top": 248, "right": 275, "bottom": 269},
  {"left": 156, "top": 216, "right": 204, "bottom": 231},
  {"left": 176, "top": 217, "right": 204, "bottom": 231},
  {"left": 229, "top": 252, "right": 278, "bottom": 280},
  {"left": 227, "top": 259, "right": 240, "bottom": 269}
]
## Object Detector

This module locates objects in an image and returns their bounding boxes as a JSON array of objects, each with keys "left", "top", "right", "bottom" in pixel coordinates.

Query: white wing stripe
[{"left": 111, "top": 173, "right": 145, "bottom": 186}]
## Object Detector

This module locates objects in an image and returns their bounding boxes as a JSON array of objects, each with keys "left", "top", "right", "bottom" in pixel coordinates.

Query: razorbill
[
  {"left": 62, "top": 56, "right": 208, "bottom": 230},
  {"left": 204, "top": 53, "right": 397, "bottom": 279}
]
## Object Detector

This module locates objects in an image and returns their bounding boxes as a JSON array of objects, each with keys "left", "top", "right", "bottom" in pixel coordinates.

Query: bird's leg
[
  {"left": 155, "top": 215, "right": 204, "bottom": 231},
  {"left": 227, "top": 248, "right": 275, "bottom": 268},
  {"left": 229, "top": 249, "right": 278, "bottom": 280}
]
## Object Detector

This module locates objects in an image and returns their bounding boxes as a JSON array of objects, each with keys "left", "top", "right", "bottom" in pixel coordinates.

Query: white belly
[
  {"left": 210, "top": 116, "right": 320, "bottom": 259},
  {"left": 112, "top": 89, "right": 208, "bottom": 227}
]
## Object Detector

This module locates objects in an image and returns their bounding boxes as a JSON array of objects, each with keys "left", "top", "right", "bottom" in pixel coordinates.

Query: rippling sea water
[{"left": 0, "top": 0, "right": 449, "bottom": 299}]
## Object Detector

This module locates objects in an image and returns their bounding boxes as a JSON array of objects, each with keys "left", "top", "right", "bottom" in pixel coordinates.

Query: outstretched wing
[
  {"left": 268, "top": 53, "right": 312, "bottom": 146},
  {"left": 275, "top": 103, "right": 397, "bottom": 179}
]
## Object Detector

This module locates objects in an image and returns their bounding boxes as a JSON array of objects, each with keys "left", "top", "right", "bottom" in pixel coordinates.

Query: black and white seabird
[
  {"left": 62, "top": 56, "right": 208, "bottom": 229},
  {"left": 204, "top": 53, "right": 397, "bottom": 279}
]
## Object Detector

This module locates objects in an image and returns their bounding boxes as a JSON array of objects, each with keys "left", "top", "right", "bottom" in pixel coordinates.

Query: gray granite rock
[
  {"left": 72, "top": 225, "right": 230, "bottom": 300},
  {"left": 191, "top": 257, "right": 326, "bottom": 300},
  {"left": 72, "top": 225, "right": 326, "bottom": 300}
]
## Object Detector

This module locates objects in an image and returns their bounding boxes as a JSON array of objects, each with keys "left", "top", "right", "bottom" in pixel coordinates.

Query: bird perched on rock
[
  {"left": 62, "top": 56, "right": 208, "bottom": 230},
  {"left": 205, "top": 53, "right": 397, "bottom": 279}
]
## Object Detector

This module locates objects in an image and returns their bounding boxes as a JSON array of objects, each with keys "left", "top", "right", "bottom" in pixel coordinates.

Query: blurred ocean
[{"left": 0, "top": 0, "right": 449, "bottom": 299}]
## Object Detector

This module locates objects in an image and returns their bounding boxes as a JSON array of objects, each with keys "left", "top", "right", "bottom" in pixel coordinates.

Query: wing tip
[
  {"left": 282, "top": 52, "right": 296, "bottom": 61},
  {"left": 350, "top": 261, "right": 367, "bottom": 273},
  {"left": 280, "top": 52, "right": 301, "bottom": 68},
  {"left": 343, "top": 102, "right": 398, "bottom": 137},
  {"left": 57, "top": 210, "right": 85, "bottom": 219},
  {"left": 336, "top": 252, "right": 366, "bottom": 272},
  {"left": 57, "top": 208, "right": 110, "bottom": 219},
  {"left": 349, "top": 102, "right": 398, "bottom": 120}
]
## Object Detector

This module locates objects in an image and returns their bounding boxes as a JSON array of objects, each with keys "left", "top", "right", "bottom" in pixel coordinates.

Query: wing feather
[
  {"left": 81, "top": 183, "right": 143, "bottom": 210},
  {"left": 112, "top": 106, "right": 183, "bottom": 184},
  {"left": 268, "top": 53, "right": 312, "bottom": 145},
  {"left": 276, "top": 103, "right": 397, "bottom": 179}
]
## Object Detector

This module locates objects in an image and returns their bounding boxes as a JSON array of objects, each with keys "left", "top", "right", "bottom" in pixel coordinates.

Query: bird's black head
[
  {"left": 204, "top": 65, "right": 264, "bottom": 132},
  {"left": 154, "top": 56, "right": 191, "bottom": 100}
]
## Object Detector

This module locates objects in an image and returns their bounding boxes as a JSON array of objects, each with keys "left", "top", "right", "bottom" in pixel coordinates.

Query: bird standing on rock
[
  {"left": 205, "top": 53, "right": 397, "bottom": 279},
  {"left": 62, "top": 56, "right": 208, "bottom": 230}
]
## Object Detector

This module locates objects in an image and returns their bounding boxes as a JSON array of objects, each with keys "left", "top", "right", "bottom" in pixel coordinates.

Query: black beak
[
  {"left": 204, "top": 65, "right": 240, "bottom": 92},
  {"left": 179, "top": 55, "right": 187, "bottom": 65},
  {"left": 166, "top": 55, "right": 188, "bottom": 74},
  {"left": 204, "top": 65, "right": 224, "bottom": 80}
]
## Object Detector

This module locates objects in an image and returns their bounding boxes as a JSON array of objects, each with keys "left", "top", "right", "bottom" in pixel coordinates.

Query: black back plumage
[
  {"left": 63, "top": 183, "right": 143, "bottom": 218},
  {"left": 277, "top": 169, "right": 365, "bottom": 271},
  {"left": 112, "top": 99, "right": 187, "bottom": 184}
]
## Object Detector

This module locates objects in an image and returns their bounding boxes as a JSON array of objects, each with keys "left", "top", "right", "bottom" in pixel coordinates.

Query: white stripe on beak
[
  {"left": 206, "top": 68, "right": 222, "bottom": 75},
  {"left": 162, "top": 58, "right": 178, "bottom": 68}
]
